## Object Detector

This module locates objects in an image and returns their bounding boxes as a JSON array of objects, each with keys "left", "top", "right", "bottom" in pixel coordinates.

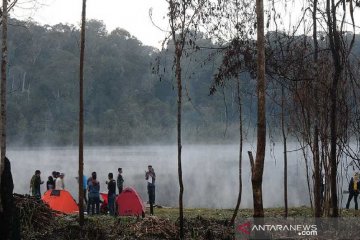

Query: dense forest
[
  {"left": 6, "top": 18, "right": 249, "bottom": 145},
  {"left": 5, "top": 18, "right": 360, "bottom": 148}
]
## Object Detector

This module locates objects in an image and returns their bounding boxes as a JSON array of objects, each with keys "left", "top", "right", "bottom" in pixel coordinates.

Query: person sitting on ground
[
  {"left": 346, "top": 172, "right": 360, "bottom": 210},
  {"left": 30, "top": 170, "right": 44, "bottom": 199},
  {"left": 117, "top": 168, "right": 124, "bottom": 195},
  {"left": 55, "top": 173, "right": 65, "bottom": 190},
  {"left": 87, "top": 172, "right": 100, "bottom": 215},
  {"left": 46, "top": 176, "right": 55, "bottom": 190},
  {"left": 106, "top": 173, "right": 117, "bottom": 216}
]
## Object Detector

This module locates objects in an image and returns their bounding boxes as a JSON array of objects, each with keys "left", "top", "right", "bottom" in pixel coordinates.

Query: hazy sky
[
  {"left": 11, "top": 0, "right": 169, "bottom": 48},
  {"left": 8, "top": 0, "right": 360, "bottom": 49}
]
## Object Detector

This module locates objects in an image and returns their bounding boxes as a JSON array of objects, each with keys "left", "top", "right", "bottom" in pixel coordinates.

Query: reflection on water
[{"left": 8, "top": 144, "right": 311, "bottom": 208}]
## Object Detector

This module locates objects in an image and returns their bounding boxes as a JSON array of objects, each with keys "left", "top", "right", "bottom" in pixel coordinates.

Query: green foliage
[{"left": 7, "top": 18, "right": 247, "bottom": 146}]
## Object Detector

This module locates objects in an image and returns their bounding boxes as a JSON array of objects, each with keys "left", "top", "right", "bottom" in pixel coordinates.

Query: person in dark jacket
[
  {"left": 52, "top": 171, "right": 57, "bottom": 180},
  {"left": 145, "top": 165, "right": 156, "bottom": 215},
  {"left": 46, "top": 176, "right": 55, "bottom": 190},
  {"left": 106, "top": 173, "right": 117, "bottom": 216},
  {"left": 30, "top": 170, "right": 44, "bottom": 200},
  {"left": 0, "top": 157, "right": 20, "bottom": 240},
  {"left": 87, "top": 172, "right": 100, "bottom": 215},
  {"left": 117, "top": 168, "right": 124, "bottom": 195},
  {"left": 346, "top": 172, "right": 360, "bottom": 210}
]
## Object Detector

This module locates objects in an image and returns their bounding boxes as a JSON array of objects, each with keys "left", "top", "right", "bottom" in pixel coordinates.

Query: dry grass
[{"left": 14, "top": 195, "right": 360, "bottom": 240}]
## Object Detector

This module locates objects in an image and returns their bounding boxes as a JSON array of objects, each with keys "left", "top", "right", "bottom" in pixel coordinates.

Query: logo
[
  {"left": 235, "top": 220, "right": 318, "bottom": 238},
  {"left": 236, "top": 221, "right": 252, "bottom": 235}
]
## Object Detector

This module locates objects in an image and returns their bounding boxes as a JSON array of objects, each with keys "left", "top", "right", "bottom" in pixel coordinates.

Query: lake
[{"left": 7, "top": 144, "right": 331, "bottom": 208}]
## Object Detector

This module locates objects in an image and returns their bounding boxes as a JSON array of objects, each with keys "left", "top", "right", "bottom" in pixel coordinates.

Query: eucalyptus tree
[
  {"left": 0, "top": 0, "right": 10, "bottom": 238},
  {"left": 251, "top": 0, "right": 266, "bottom": 218},
  {"left": 0, "top": 0, "right": 8, "bottom": 215},
  {"left": 311, "top": 0, "right": 322, "bottom": 218},
  {"left": 324, "top": 0, "right": 357, "bottom": 217},
  {"left": 261, "top": 0, "right": 359, "bottom": 218},
  {"left": 208, "top": 0, "right": 265, "bottom": 223},
  {"left": 165, "top": 0, "right": 206, "bottom": 238},
  {"left": 78, "top": 0, "right": 86, "bottom": 226},
  {"left": 211, "top": 0, "right": 266, "bottom": 219}
]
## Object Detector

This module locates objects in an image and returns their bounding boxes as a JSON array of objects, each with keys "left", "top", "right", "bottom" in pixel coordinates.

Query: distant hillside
[{"left": 6, "top": 18, "right": 247, "bottom": 145}]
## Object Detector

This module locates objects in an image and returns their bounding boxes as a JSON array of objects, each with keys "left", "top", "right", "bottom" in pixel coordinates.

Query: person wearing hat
[
  {"left": 346, "top": 172, "right": 360, "bottom": 210},
  {"left": 55, "top": 173, "right": 65, "bottom": 190}
]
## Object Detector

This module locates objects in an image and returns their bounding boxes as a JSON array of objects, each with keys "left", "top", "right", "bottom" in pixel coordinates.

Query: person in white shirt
[{"left": 55, "top": 173, "right": 65, "bottom": 190}]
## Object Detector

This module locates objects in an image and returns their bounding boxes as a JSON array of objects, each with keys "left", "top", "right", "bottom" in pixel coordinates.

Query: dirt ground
[{"left": 13, "top": 194, "right": 360, "bottom": 240}]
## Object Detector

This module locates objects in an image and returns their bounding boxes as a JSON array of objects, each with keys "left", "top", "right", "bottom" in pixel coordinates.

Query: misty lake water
[{"left": 7, "top": 144, "right": 349, "bottom": 209}]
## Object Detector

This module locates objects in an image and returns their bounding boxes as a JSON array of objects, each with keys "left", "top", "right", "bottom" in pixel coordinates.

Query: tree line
[{"left": 5, "top": 18, "right": 251, "bottom": 145}]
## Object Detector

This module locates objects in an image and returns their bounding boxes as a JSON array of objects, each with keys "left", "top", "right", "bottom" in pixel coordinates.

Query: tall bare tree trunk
[
  {"left": 78, "top": 0, "right": 86, "bottom": 226},
  {"left": 251, "top": 0, "right": 266, "bottom": 218},
  {"left": 312, "top": 0, "right": 321, "bottom": 218},
  {"left": 281, "top": 86, "right": 288, "bottom": 217},
  {"left": 0, "top": 0, "right": 8, "bottom": 213},
  {"left": 326, "top": 0, "right": 340, "bottom": 217},
  {"left": 229, "top": 78, "right": 243, "bottom": 226},
  {"left": 175, "top": 44, "right": 184, "bottom": 239}
]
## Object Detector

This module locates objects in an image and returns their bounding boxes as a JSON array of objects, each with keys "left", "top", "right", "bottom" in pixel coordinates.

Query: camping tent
[
  {"left": 116, "top": 187, "right": 145, "bottom": 216},
  {"left": 100, "top": 192, "right": 109, "bottom": 214},
  {"left": 42, "top": 189, "right": 79, "bottom": 214}
]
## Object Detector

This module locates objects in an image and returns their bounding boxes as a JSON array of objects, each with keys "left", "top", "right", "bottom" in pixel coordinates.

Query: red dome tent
[
  {"left": 116, "top": 187, "right": 145, "bottom": 216},
  {"left": 100, "top": 192, "right": 109, "bottom": 214},
  {"left": 42, "top": 189, "right": 79, "bottom": 214}
]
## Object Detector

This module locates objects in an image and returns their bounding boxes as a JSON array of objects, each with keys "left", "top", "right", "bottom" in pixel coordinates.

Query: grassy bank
[
  {"left": 19, "top": 205, "right": 360, "bottom": 240},
  {"left": 14, "top": 194, "right": 360, "bottom": 240}
]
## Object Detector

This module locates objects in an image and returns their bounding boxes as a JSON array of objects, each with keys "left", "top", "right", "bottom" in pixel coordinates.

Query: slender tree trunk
[
  {"left": 326, "top": 0, "right": 340, "bottom": 217},
  {"left": 329, "top": 72, "right": 339, "bottom": 217},
  {"left": 229, "top": 78, "right": 243, "bottom": 226},
  {"left": 78, "top": 0, "right": 86, "bottom": 226},
  {"left": 175, "top": 44, "right": 184, "bottom": 239},
  {"left": 281, "top": 86, "right": 288, "bottom": 217},
  {"left": 0, "top": 0, "right": 8, "bottom": 213},
  {"left": 312, "top": 0, "right": 321, "bottom": 218},
  {"left": 303, "top": 148, "right": 314, "bottom": 210},
  {"left": 251, "top": 0, "right": 266, "bottom": 218}
]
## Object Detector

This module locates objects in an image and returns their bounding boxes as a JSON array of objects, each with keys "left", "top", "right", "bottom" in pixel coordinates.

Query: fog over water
[{"left": 6, "top": 143, "right": 350, "bottom": 208}]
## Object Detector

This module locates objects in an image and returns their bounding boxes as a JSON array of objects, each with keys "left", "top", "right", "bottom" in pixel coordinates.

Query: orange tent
[
  {"left": 42, "top": 189, "right": 79, "bottom": 214},
  {"left": 116, "top": 187, "right": 145, "bottom": 216}
]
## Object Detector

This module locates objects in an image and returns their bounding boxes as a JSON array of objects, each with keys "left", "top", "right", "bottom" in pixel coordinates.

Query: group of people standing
[
  {"left": 29, "top": 165, "right": 156, "bottom": 216},
  {"left": 84, "top": 168, "right": 124, "bottom": 216},
  {"left": 80, "top": 166, "right": 156, "bottom": 216},
  {"left": 29, "top": 170, "right": 65, "bottom": 199},
  {"left": 47, "top": 171, "right": 65, "bottom": 190}
]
